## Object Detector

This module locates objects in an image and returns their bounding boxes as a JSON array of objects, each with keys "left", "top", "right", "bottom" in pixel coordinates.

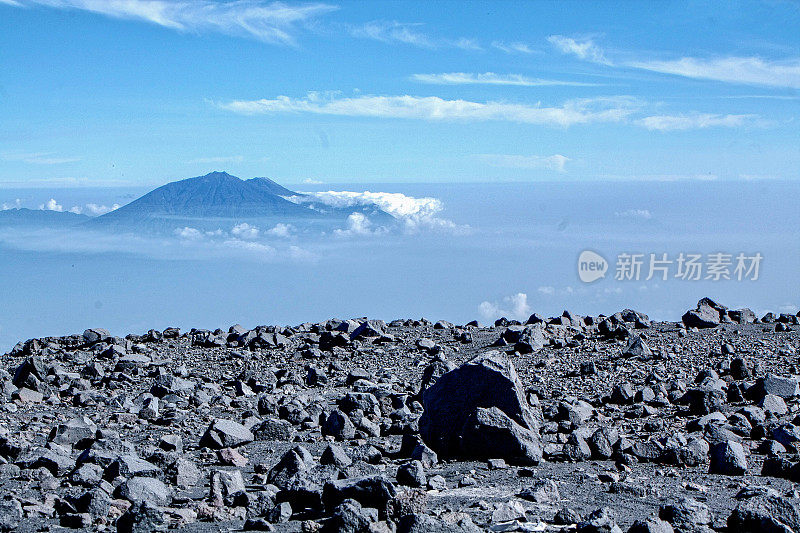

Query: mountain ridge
[{"left": 86, "top": 171, "right": 393, "bottom": 233}]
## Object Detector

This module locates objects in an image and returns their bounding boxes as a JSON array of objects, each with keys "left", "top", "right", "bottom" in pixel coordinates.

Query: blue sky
[{"left": 1, "top": 0, "right": 799, "bottom": 186}]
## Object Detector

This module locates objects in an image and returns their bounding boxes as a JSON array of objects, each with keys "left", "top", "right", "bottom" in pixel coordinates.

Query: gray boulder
[
  {"left": 659, "top": 498, "right": 712, "bottom": 531},
  {"left": 420, "top": 352, "right": 541, "bottom": 463},
  {"left": 200, "top": 418, "right": 254, "bottom": 449},
  {"left": 728, "top": 495, "right": 800, "bottom": 533},
  {"left": 710, "top": 440, "right": 748, "bottom": 475},
  {"left": 682, "top": 298, "right": 725, "bottom": 329},
  {"left": 117, "top": 477, "right": 173, "bottom": 506}
]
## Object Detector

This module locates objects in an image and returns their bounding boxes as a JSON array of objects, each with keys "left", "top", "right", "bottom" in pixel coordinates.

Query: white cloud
[
  {"left": 69, "top": 206, "right": 83, "bottom": 214},
  {"left": 479, "top": 293, "right": 531, "bottom": 321},
  {"left": 333, "top": 212, "right": 385, "bottom": 237},
  {"left": 637, "top": 113, "right": 758, "bottom": 131},
  {"left": 537, "top": 286, "right": 555, "bottom": 295},
  {"left": 296, "top": 190, "right": 442, "bottom": 218},
  {"left": 615, "top": 209, "right": 652, "bottom": 219},
  {"left": 452, "top": 37, "right": 481, "bottom": 51},
  {"left": 629, "top": 56, "right": 800, "bottom": 89},
  {"left": 7, "top": 0, "right": 337, "bottom": 45},
  {"left": 302, "top": 177, "right": 324, "bottom": 184},
  {"left": 220, "top": 92, "right": 638, "bottom": 127},
  {"left": 266, "top": 222, "right": 293, "bottom": 237},
  {"left": 350, "top": 20, "right": 479, "bottom": 50},
  {"left": 1, "top": 151, "right": 80, "bottom": 165},
  {"left": 1, "top": 199, "right": 22, "bottom": 210},
  {"left": 411, "top": 72, "right": 598, "bottom": 87},
  {"left": 174, "top": 226, "right": 204, "bottom": 240},
  {"left": 85, "top": 203, "right": 120, "bottom": 215},
  {"left": 350, "top": 20, "right": 433, "bottom": 48},
  {"left": 546, "top": 34, "right": 800, "bottom": 89},
  {"left": 491, "top": 41, "right": 537, "bottom": 54},
  {"left": 289, "top": 189, "right": 470, "bottom": 235},
  {"left": 547, "top": 35, "right": 611, "bottom": 65},
  {"left": 476, "top": 153, "right": 569, "bottom": 173},
  {"left": 231, "top": 222, "right": 260, "bottom": 240},
  {"left": 39, "top": 198, "right": 63, "bottom": 211}
]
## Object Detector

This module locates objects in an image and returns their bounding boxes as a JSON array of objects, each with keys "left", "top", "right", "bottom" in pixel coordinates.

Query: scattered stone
[{"left": 200, "top": 418, "right": 254, "bottom": 449}]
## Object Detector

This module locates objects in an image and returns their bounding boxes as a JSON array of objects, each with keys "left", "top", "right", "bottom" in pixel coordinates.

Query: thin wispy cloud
[
  {"left": 349, "top": 20, "right": 480, "bottom": 50},
  {"left": 452, "top": 37, "right": 482, "bottom": 51},
  {"left": 547, "top": 35, "right": 611, "bottom": 65},
  {"left": 1, "top": 151, "right": 80, "bottom": 165},
  {"left": 411, "top": 72, "right": 599, "bottom": 87},
  {"left": 637, "top": 113, "right": 759, "bottom": 131},
  {"left": 350, "top": 20, "right": 433, "bottom": 48},
  {"left": 491, "top": 41, "right": 537, "bottom": 54},
  {"left": 629, "top": 56, "right": 800, "bottom": 89},
  {"left": 219, "top": 92, "right": 639, "bottom": 127},
  {"left": 5, "top": 0, "right": 337, "bottom": 45},
  {"left": 475, "top": 154, "right": 569, "bottom": 173},
  {"left": 548, "top": 34, "right": 800, "bottom": 90},
  {"left": 722, "top": 94, "right": 800, "bottom": 100}
]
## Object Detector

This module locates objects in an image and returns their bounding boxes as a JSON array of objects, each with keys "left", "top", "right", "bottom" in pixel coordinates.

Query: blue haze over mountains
[{"left": 0, "top": 176, "right": 797, "bottom": 351}]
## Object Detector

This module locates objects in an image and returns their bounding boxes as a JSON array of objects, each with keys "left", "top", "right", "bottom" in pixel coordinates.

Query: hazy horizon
[{"left": 0, "top": 177, "right": 796, "bottom": 351}]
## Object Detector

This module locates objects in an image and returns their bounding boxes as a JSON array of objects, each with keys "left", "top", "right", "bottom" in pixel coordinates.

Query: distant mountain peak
[
  {"left": 186, "top": 170, "right": 240, "bottom": 183},
  {"left": 86, "top": 171, "right": 393, "bottom": 233}
]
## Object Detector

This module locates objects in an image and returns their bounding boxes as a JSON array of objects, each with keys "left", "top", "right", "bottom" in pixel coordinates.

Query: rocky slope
[{"left": 1, "top": 298, "right": 799, "bottom": 532}]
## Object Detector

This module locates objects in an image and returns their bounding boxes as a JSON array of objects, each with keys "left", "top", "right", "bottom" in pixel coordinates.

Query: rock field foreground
[{"left": 1, "top": 297, "right": 800, "bottom": 532}]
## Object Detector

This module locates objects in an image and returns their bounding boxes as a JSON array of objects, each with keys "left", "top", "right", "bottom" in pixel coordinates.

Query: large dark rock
[
  {"left": 709, "top": 440, "right": 747, "bottom": 475},
  {"left": 728, "top": 495, "right": 800, "bottom": 533},
  {"left": 461, "top": 407, "right": 542, "bottom": 464},
  {"left": 419, "top": 352, "right": 541, "bottom": 463},
  {"left": 322, "top": 476, "right": 397, "bottom": 515},
  {"left": 682, "top": 298, "right": 726, "bottom": 329}
]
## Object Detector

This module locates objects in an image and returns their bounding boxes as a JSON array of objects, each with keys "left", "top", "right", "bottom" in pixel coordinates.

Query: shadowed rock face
[
  {"left": 419, "top": 352, "right": 542, "bottom": 463},
  {"left": 682, "top": 297, "right": 727, "bottom": 329}
]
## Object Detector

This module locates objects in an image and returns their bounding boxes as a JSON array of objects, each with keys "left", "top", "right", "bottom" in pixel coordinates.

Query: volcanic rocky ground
[{"left": 1, "top": 298, "right": 800, "bottom": 532}]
